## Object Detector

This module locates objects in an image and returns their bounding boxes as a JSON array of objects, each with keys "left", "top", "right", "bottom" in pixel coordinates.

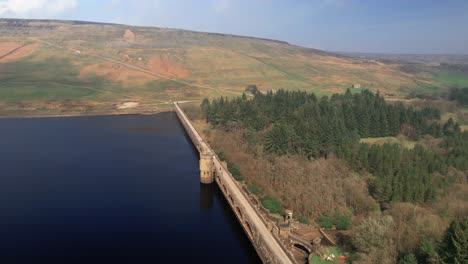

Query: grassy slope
[
  {"left": 433, "top": 71, "right": 468, "bottom": 88},
  {"left": 0, "top": 19, "right": 467, "bottom": 116},
  {"left": 360, "top": 136, "right": 417, "bottom": 149}
]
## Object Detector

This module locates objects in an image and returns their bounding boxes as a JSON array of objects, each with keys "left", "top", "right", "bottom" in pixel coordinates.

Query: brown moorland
[{"left": 0, "top": 18, "right": 467, "bottom": 116}]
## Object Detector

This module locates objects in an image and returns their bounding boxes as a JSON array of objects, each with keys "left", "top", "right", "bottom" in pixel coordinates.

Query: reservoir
[{"left": 0, "top": 112, "right": 261, "bottom": 263}]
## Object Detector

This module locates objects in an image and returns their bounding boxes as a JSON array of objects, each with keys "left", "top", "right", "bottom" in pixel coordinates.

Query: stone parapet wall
[{"left": 174, "top": 103, "right": 295, "bottom": 264}]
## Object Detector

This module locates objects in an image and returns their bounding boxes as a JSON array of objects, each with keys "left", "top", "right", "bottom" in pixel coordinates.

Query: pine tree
[
  {"left": 264, "top": 123, "right": 290, "bottom": 155},
  {"left": 439, "top": 218, "right": 468, "bottom": 264},
  {"left": 399, "top": 253, "right": 418, "bottom": 264}
]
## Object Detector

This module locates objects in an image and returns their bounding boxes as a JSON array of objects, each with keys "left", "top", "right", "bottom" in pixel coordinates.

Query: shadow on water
[
  {"left": 200, "top": 183, "right": 214, "bottom": 209},
  {"left": 211, "top": 184, "right": 263, "bottom": 263},
  {"left": 199, "top": 182, "right": 262, "bottom": 263}
]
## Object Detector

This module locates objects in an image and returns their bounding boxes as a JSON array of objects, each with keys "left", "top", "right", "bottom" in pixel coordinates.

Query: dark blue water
[{"left": 0, "top": 112, "right": 260, "bottom": 263}]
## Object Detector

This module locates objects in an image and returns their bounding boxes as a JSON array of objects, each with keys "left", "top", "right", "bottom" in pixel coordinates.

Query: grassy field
[
  {"left": 441, "top": 112, "right": 459, "bottom": 122},
  {"left": 412, "top": 70, "right": 468, "bottom": 95},
  {"left": 1, "top": 19, "right": 468, "bottom": 116},
  {"left": 433, "top": 71, "right": 468, "bottom": 88},
  {"left": 309, "top": 247, "right": 343, "bottom": 264},
  {"left": 441, "top": 110, "right": 468, "bottom": 126},
  {"left": 360, "top": 136, "right": 417, "bottom": 149}
]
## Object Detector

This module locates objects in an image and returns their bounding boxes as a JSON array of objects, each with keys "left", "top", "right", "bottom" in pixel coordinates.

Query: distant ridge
[
  {"left": 1, "top": 18, "right": 345, "bottom": 58},
  {"left": 0, "top": 18, "right": 289, "bottom": 45},
  {"left": 338, "top": 51, "right": 468, "bottom": 65},
  {"left": 0, "top": 18, "right": 121, "bottom": 26}
]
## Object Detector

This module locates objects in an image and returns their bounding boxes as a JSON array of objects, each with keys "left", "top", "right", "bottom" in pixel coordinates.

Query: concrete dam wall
[{"left": 174, "top": 103, "right": 294, "bottom": 264}]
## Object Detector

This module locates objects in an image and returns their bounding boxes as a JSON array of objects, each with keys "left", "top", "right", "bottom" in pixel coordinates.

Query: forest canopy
[
  {"left": 199, "top": 88, "right": 467, "bottom": 263},
  {"left": 201, "top": 89, "right": 466, "bottom": 204}
]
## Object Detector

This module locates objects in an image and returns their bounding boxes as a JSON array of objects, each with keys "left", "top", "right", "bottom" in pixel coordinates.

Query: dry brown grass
[
  {"left": 360, "top": 136, "right": 417, "bottom": 149},
  {"left": 320, "top": 87, "right": 345, "bottom": 94},
  {"left": 145, "top": 54, "right": 191, "bottom": 78},
  {"left": 79, "top": 61, "right": 158, "bottom": 85},
  {"left": 0, "top": 41, "right": 22, "bottom": 55},
  {"left": 0, "top": 42, "right": 41, "bottom": 63}
]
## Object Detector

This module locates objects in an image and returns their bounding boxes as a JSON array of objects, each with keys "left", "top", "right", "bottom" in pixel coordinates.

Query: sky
[{"left": 1, "top": 0, "right": 467, "bottom": 54}]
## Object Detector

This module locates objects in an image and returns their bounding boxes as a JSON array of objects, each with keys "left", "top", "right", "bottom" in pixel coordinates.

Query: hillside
[{"left": 0, "top": 19, "right": 467, "bottom": 116}]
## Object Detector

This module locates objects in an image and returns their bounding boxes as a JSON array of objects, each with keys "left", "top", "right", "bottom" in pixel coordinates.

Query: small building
[
  {"left": 352, "top": 84, "right": 361, "bottom": 89},
  {"left": 285, "top": 209, "right": 293, "bottom": 223}
]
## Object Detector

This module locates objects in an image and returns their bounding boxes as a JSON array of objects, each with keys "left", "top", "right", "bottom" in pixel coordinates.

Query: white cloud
[{"left": 0, "top": 0, "right": 77, "bottom": 17}]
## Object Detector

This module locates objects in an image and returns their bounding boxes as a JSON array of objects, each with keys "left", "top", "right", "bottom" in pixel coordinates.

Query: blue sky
[{"left": 1, "top": 0, "right": 467, "bottom": 54}]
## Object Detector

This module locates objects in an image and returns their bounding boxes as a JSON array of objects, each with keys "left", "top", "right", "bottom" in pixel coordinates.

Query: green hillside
[{"left": 0, "top": 19, "right": 466, "bottom": 116}]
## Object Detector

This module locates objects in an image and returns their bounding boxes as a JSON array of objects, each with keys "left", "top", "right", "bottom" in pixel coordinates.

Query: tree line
[
  {"left": 201, "top": 89, "right": 467, "bottom": 204},
  {"left": 202, "top": 89, "right": 440, "bottom": 158},
  {"left": 448, "top": 87, "right": 468, "bottom": 106}
]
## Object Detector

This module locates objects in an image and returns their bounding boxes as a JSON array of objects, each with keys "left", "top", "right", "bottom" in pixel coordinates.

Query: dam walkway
[{"left": 174, "top": 102, "right": 295, "bottom": 264}]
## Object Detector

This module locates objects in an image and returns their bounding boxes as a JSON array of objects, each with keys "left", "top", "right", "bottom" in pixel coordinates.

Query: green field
[
  {"left": 433, "top": 71, "right": 468, "bottom": 88},
  {"left": 309, "top": 248, "right": 343, "bottom": 264},
  {"left": 403, "top": 67, "right": 468, "bottom": 96}
]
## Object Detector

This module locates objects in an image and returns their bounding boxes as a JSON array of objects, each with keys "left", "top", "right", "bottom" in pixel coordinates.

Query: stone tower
[{"left": 200, "top": 152, "right": 214, "bottom": 184}]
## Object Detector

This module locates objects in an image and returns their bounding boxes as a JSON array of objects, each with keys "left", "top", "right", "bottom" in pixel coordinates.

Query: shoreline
[{"left": 0, "top": 108, "right": 174, "bottom": 119}]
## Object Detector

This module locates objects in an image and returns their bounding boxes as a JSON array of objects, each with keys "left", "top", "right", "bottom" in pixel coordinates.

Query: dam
[{"left": 175, "top": 103, "right": 295, "bottom": 264}]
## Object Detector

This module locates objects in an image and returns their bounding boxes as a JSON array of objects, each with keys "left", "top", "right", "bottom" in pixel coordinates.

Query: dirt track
[
  {"left": 0, "top": 42, "right": 42, "bottom": 63},
  {"left": 38, "top": 39, "right": 244, "bottom": 97},
  {"left": 0, "top": 43, "right": 26, "bottom": 60}
]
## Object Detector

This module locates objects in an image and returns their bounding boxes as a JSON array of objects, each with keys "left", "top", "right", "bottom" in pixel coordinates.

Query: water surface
[{"left": 0, "top": 113, "right": 260, "bottom": 263}]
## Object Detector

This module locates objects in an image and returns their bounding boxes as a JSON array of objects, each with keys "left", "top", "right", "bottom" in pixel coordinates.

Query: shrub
[
  {"left": 298, "top": 215, "right": 310, "bottom": 224},
  {"left": 399, "top": 254, "right": 417, "bottom": 264},
  {"left": 260, "top": 197, "right": 283, "bottom": 214},
  {"left": 419, "top": 237, "right": 438, "bottom": 263},
  {"left": 214, "top": 153, "right": 244, "bottom": 181},
  {"left": 248, "top": 184, "right": 263, "bottom": 195},
  {"left": 216, "top": 151, "right": 226, "bottom": 161},
  {"left": 227, "top": 163, "right": 244, "bottom": 181},
  {"left": 351, "top": 215, "right": 397, "bottom": 263},
  {"left": 245, "top": 84, "right": 258, "bottom": 94},
  {"left": 334, "top": 213, "right": 352, "bottom": 230},
  {"left": 316, "top": 215, "right": 333, "bottom": 229}
]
